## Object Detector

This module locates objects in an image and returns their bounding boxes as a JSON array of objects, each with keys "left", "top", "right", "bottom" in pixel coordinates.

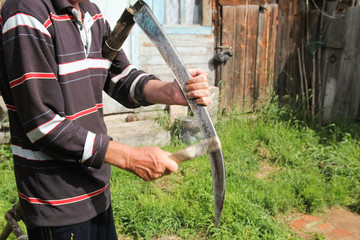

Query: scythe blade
[{"left": 133, "top": 3, "right": 225, "bottom": 227}]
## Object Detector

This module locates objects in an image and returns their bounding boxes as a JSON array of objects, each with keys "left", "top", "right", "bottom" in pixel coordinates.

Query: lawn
[{"left": 0, "top": 101, "right": 359, "bottom": 239}]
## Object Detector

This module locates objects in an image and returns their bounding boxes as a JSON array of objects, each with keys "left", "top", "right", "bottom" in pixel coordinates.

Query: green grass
[{"left": 0, "top": 100, "right": 359, "bottom": 239}]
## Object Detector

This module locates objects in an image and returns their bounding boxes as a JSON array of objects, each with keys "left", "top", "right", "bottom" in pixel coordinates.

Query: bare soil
[
  {"left": 283, "top": 207, "right": 360, "bottom": 240},
  {"left": 255, "top": 161, "right": 360, "bottom": 239}
]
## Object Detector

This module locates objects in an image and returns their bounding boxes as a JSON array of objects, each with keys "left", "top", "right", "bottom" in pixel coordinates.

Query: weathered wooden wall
[
  {"left": 219, "top": 2, "right": 278, "bottom": 111},
  {"left": 274, "top": 0, "right": 306, "bottom": 99},
  {"left": 321, "top": 5, "right": 360, "bottom": 122},
  {"left": 216, "top": 0, "right": 360, "bottom": 121},
  {"left": 215, "top": 0, "right": 307, "bottom": 111}
]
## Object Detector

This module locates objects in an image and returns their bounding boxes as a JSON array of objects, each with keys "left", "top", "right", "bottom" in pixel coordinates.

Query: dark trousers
[{"left": 27, "top": 205, "right": 117, "bottom": 240}]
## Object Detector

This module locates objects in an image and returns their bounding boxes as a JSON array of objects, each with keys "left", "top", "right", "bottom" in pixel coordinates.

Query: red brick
[
  {"left": 330, "top": 228, "right": 351, "bottom": 238},
  {"left": 291, "top": 219, "right": 307, "bottom": 230},
  {"left": 302, "top": 214, "right": 322, "bottom": 223},
  {"left": 316, "top": 222, "right": 332, "bottom": 231}
]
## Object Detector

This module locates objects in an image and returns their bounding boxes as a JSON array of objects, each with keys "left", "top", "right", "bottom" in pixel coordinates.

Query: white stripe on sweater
[
  {"left": 27, "top": 115, "right": 65, "bottom": 143},
  {"left": 12, "top": 145, "right": 54, "bottom": 161},
  {"left": 129, "top": 73, "right": 148, "bottom": 105},
  {"left": 82, "top": 131, "right": 96, "bottom": 162},
  {"left": 3, "top": 13, "right": 51, "bottom": 37},
  {"left": 108, "top": 65, "right": 137, "bottom": 95},
  {"left": 58, "top": 58, "right": 112, "bottom": 76}
]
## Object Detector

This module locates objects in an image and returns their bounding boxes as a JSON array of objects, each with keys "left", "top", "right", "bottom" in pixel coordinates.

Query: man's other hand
[
  {"left": 185, "top": 68, "right": 210, "bottom": 106},
  {"left": 171, "top": 68, "right": 210, "bottom": 106},
  {"left": 105, "top": 141, "right": 178, "bottom": 181}
]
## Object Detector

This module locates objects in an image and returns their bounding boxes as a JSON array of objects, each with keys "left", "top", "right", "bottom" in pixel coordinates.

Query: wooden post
[
  {"left": 0, "top": 202, "right": 26, "bottom": 240},
  {"left": 0, "top": 224, "right": 12, "bottom": 240},
  {"left": 297, "top": 48, "right": 305, "bottom": 102},
  {"left": 311, "top": 55, "right": 316, "bottom": 119}
]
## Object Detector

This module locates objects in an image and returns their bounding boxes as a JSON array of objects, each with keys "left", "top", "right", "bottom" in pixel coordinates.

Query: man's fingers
[
  {"left": 185, "top": 68, "right": 210, "bottom": 106},
  {"left": 185, "top": 81, "right": 208, "bottom": 92},
  {"left": 187, "top": 73, "right": 208, "bottom": 85},
  {"left": 187, "top": 89, "right": 208, "bottom": 100},
  {"left": 189, "top": 68, "right": 208, "bottom": 78}
]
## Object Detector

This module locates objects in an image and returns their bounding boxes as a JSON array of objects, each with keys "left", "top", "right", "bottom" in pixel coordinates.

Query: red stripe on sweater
[
  {"left": 66, "top": 104, "right": 103, "bottom": 121},
  {"left": 18, "top": 184, "right": 108, "bottom": 205},
  {"left": 10, "top": 72, "right": 56, "bottom": 88}
]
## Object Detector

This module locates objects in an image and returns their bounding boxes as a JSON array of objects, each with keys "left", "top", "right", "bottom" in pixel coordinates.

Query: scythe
[{"left": 103, "top": 1, "right": 225, "bottom": 227}]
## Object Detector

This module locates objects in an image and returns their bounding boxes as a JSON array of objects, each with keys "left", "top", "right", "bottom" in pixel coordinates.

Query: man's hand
[
  {"left": 143, "top": 68, "right": 210, "bottom": 106},
  {"left": 105, "top": 141, "right": 178, "bottom": 181},
  {"left": 184, "top": 68, "right": 210, "bottom": 106}
]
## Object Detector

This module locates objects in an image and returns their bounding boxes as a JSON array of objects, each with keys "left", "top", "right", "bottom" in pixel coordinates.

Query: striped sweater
[{"left": 0, "top": 0, "right": 158, "bottom": 227}]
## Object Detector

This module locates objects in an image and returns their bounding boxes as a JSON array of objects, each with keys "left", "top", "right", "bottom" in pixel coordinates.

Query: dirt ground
[
  {"left": 286, "top": 208, "right": 360, "bottom": 240},
  {"left": 255, "top": 161, "right": 360, "bottom": 240}
]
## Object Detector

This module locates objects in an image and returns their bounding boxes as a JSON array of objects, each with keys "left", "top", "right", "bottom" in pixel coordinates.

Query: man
[{"left": 0, "top": 0, "right": 210, "bottom": 239}]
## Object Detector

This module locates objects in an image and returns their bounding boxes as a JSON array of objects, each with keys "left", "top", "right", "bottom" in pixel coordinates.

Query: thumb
[{"left": 164, "top": 157, "right": 178, "bottom": 174}]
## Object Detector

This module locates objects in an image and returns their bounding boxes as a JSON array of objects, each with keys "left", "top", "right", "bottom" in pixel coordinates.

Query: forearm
[{"left": 104, "top": 141, "right": 133, "bottom": 170}]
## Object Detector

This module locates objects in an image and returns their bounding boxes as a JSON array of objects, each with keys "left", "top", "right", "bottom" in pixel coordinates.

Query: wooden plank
[
  {"left": 275, "top": 0, "right": 305, "bottom": 98},
  {"left": 243, "top": 5, "right": 259, "bottom": 111},
  {"left": 232, "top": 6, "right": 247, "bottom": 109},
  {"left": 333, "top": 6, "right": 360, "bottom": 118},
  {"left": 255, "top": 6, "right": 267, "bottom": 101},
  {"left": 139, "top": 33, "right": 215, "bottom": 85},
  {"left": 202, "top": 0, "right": 213, "bottom": 26},
  {"left": 219, "top": 0, "right": 276, "bottom": 6},
  {"left": 320, "top": 14, "right": 345, "bottom": 122},
  {"left": 140, "top": 54, "right": 214, "bottom": 65},
  {"left": 266, "top": 4, "right": 278, "bottom": 97},
  {"left": 213, "top": 0, "right": 222, "bottom": 86},
  {"left": 274, "top": 0, "right": 293, "bottom": 96},
  {"left": 220, "top": 6, "right": 236, "bottom": 109},
  {"left": 350, "top": 69, "right": 360, "bottom": 118},
  {"left": 140, "top": 34, "right": 214, "bottom": 47},
  {"left": 255, "top": 4, "right": 278, "bottom": 101},
  {"left": 345, "top": 7, "right": 360, "bottom": 119}
]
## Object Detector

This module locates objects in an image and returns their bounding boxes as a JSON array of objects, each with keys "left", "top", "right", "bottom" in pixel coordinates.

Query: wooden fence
[
  {"left": 217, "top": 0, "right": 360, "bottom": 121},
  {"left": 320, "top": 4, "right": 360, "bottom": 122}
]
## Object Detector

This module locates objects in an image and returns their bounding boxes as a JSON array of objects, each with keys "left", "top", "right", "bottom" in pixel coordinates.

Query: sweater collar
[{"left": 52, "top": 0, "right": 73, "bottom": 11}]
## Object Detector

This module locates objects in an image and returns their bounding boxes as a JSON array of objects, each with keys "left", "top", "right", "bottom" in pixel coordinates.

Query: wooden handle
[
  {"left": 170, "top": 136, "right": 221, "bottom": 163},
  {"left": 102, "top": 1, "right": 145, "bottom": 61},
  {"left": 0, "top": 0, "right": 6, "bottom": 9}
]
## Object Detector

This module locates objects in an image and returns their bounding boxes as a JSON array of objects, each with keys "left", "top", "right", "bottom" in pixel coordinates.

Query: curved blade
[{"left": 133, "top": 3, "right": 225, "bottom": 226}]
